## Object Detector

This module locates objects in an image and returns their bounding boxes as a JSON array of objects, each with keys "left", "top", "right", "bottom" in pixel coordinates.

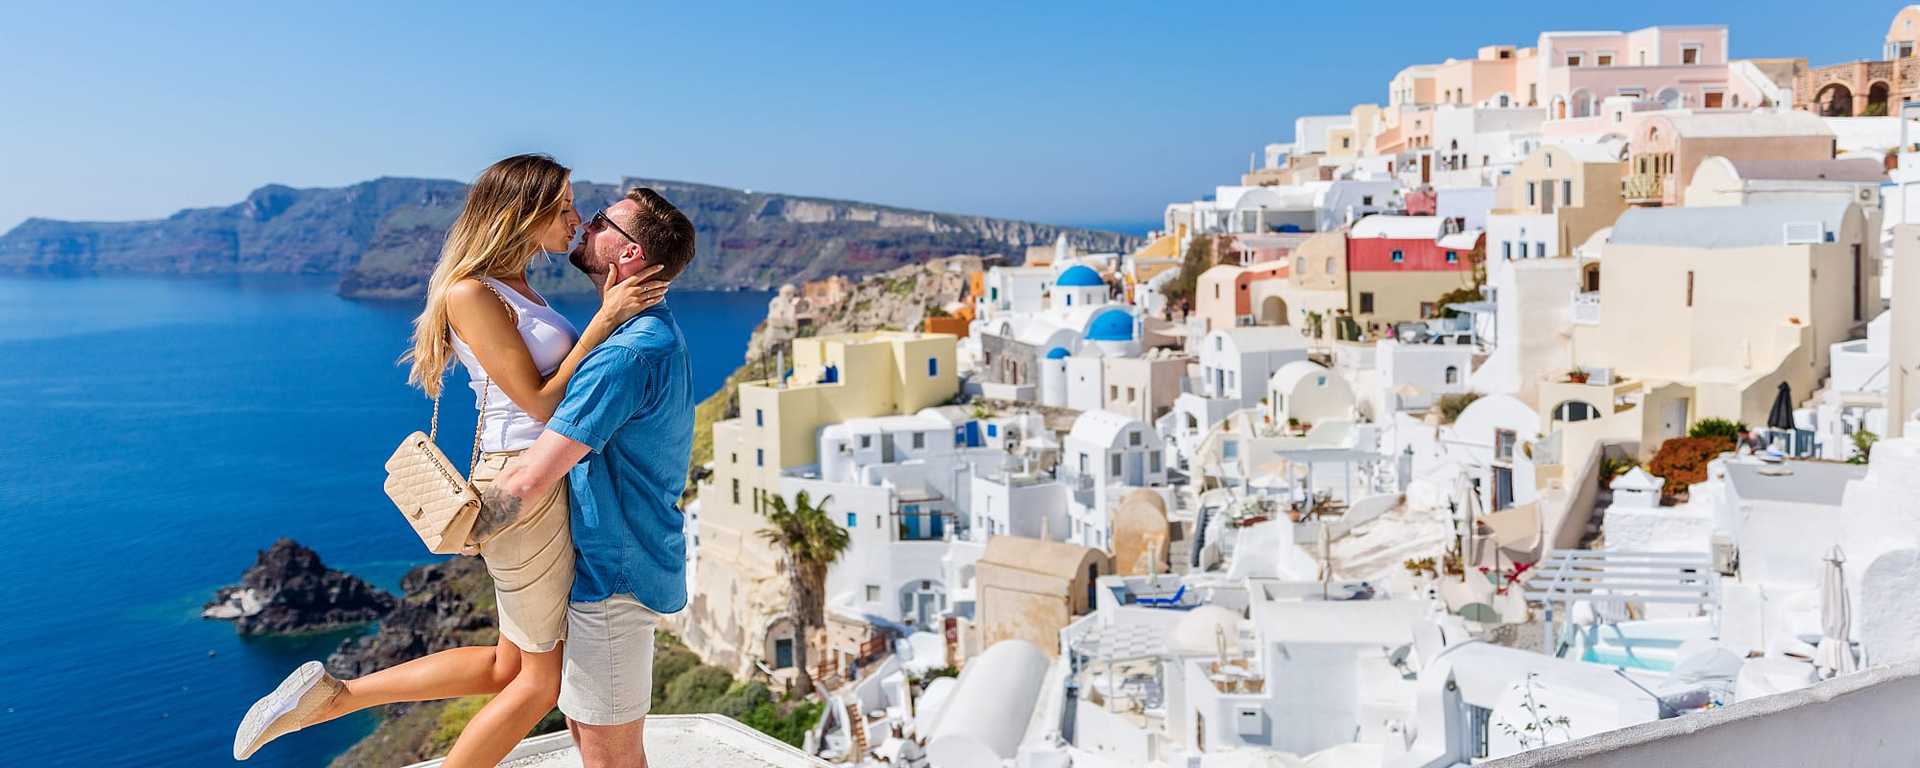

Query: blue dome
[
  {"left": 1045, "top": 346, "right": 1071, "bottom": 359},
  {"left": 1056, "top": 265, "right": 1104, "bottom": 287},
  {"left": 1085, "top": 309, "right": 1135, "bottom": 342}
]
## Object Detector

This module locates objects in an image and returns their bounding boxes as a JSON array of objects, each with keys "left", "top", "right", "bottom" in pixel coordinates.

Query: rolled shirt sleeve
[{"left": 547, "top": 347, "right": 650, "bottom": 453}]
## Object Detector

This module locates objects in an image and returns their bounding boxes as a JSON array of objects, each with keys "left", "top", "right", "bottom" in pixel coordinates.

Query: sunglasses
[{"left": 589, "top": 211, "right": 640, "bottom": 247}]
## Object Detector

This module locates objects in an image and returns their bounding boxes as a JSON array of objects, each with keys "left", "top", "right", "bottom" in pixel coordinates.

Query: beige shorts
[
  {"left": 471, "top": 451, "right": 574, "bottom": 654},
  {"left": 558, "top": 595, "right": 661, "bottom": 726}
]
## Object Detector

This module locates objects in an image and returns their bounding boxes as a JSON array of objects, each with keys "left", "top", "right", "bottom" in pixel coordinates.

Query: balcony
[
  {"left": 1571, "top": 291, "right": 1601, "bottom": 325},
  {"left": 1621, "top": 173, "right": 1666, "bottom": 204},
  {"left": 403, "top": 714, "right": 829, "bottom": 767}
]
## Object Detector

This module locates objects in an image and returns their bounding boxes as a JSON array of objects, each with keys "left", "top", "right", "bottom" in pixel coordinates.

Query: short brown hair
[{"left": 622, "top": 187, "right": 697, "bottom": 280}]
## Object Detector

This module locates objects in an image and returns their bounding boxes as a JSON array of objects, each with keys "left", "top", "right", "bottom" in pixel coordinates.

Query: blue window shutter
[
  {"left": 928, "top": 357, "right": 938, "bottom": 377},
  {"left": 847, "top": 512, "right": 857, "bottom": 528}
]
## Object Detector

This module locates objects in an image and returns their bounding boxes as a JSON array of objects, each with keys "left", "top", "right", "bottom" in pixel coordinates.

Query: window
[
  {"left": 987, "top": 423, "right": 999, "bottom": 438},
  {"left": 928, "top": 357, "right": 939, "bottom": 377},
  {"left": 1065, "top": 294, "right": 1072, "bottom": 306},
  {"left": 755, "top": 408, "right": 764, "bottom": 427},
  {"left": 731, "top": 452, "right": 738, "bottom": 464},
  {"left": 1495, "top": 429, "right": 1517, "bottom": 461},
  {"left": 1110, "top": 453, "right": 1122, "bottom": 476},
  {"left": 1526, "top": 182, "right": 1537, "bottom": 207},
  {"left": 1150, "top": 452, "right": 1162, "bottom": 473},
  {"left": 1362, "top": 195, "right": 1374, "bottom": 206},
  {"left": 1445, "top": 366, "right": 1460, "bottom": 385},
  {"left": 1109, "top": 385, "right": 1119, "bottom": 400},
  {"left": 911, "top": 431, "right": 925, "bottom": 449},
  {"left": 847, "top": 512, "right": 857, "bottom": 528},
  {"left": 1686, "top": 271, "right": 1695, "bottom": 307},
  {"left": 1566, "top": 52, "right": 1583, "bottom": 67},
  {"left": 1214, "top": 284, "right": 1221, "bottom": 299},
  {"left": 1596, "top": 52, "right": 1613, "bottom": 66},
  {"left": 1214, "top": 337, "right": 1223, "bottom": 351},
  {"left": 1359, "top": 292, "right": 1375, "bottom": 313},
  {"left": 1078, "top": 452, "right": 1089, "bottom": 474},
  {"left": 1503, "top": 241, "right": 1512, "bottom": 260},
  {"left": 1129, "top": 430, "right": 1142, "bottom": 446},
  {"left": 1561, "top": 180, "right": 1573, "bottom": 206},
  {"left": 732, "top": 479, "right": 741, "bottom": 504},
  {"left": 866, "top": 585, "right": 881, "bottom": 602},
  {"left": 1392, "top": 250, "right": 1405, "bottom": 263},
  {"left": 1681, "top": 44, "right": 1701, "bottom": 65},
  {"left": 1126, "top": 386, "right": 1137, "bottom": 403},
  {"left": 1536, "top": 241, "right": 1546, "bottom": 258},
  {"left": 1446, "top": 251, "right": 1459, "bottom": 264},
  {"left": 858, "top": 434, "right": 871, "bottom": 449},
  {"left": 756, "top": 448, "right": 764, "bottom": 467}
]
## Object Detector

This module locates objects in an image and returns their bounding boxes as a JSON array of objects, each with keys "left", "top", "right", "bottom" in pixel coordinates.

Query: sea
[{"left": 0, "top": 275, "right": 769, "bottom": 767}]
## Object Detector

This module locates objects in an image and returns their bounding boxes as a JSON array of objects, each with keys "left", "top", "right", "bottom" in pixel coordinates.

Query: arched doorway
[
  {"left": 1259, "top": 295, "right": 1289, "bottom": 325},
  {"left": 1868, "top": 82, "right": 1892, "bottom": 116},
  {"left": 1816, "top": 83, "right": 1856, "bottom": 117},
  {"left": 1571, "top": 90, "right": 1596, "bottom": 118},
  {"left": 764, "top": 615, "right": 798, "bottom": 670},
  {"left": 898, "top": 579, "right": 946, "bottom": 628},
  {"left": 1582, "top": 263, "right": 1601, "bottom": 293}
]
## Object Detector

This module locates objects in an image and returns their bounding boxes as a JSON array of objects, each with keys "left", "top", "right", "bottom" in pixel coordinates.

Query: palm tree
[{"left": 757, "top": 490, "right": 850, "bottom": 696}]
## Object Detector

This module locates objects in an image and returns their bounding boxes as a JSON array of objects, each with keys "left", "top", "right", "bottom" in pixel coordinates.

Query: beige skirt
[{"left": 470, "top": 451, "right": 574, "bottom": 654}]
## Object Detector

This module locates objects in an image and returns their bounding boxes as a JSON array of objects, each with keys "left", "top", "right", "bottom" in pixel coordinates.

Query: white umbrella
[{"left": 1815, "top": 545, "right": 1856, "bottom": 678}]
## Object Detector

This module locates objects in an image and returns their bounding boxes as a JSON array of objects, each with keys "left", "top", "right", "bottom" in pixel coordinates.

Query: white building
[{"left": 1060, "top": 409, "right": 1169, "bottom": 549}]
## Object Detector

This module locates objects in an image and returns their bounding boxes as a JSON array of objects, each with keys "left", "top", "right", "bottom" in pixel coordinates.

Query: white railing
[{"left": 1571, "top": 291, "right": 1601, "bottom": 325}]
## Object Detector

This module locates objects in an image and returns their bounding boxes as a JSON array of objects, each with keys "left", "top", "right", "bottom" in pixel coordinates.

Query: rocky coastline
[{"left": 201, "top": 538, "right": 394, "bottom": 635}]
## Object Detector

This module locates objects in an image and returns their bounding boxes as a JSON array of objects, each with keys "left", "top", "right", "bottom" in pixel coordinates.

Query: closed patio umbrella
[
  {"left": 1815, "top": 545, "right": 1856, "bottom": 678},
  {"left": 1767, "top": 381, "right": 1795, "bottom": 454}
]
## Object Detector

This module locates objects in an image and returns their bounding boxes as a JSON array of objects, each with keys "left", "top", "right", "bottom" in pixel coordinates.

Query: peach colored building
[
  {"left": 1433, "top": 45, "right": 1542, "bottom": 108},
  {"left": 1537, "top": 26, "right": 1733, "bottom": 123},
  {"left": 1795, "top": 6, "right": 1920, "bottom": 116},
  {"left": 1195, "top": 260, "right": 1290, "bottom": 332},
  {"left": 1623, "top": 111, "right": 1837, "bottom": 207}
]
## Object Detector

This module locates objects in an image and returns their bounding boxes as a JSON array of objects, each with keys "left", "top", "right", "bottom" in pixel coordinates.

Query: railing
[
  {"left": 1571, "top": 291, "right": 1601, "bottom": 325},
  {"left": 1621, "top": 173, "right": 1665, "bottom": 203}
]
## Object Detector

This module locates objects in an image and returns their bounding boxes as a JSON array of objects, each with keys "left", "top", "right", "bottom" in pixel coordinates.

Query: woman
[{"left": 233, "top": 154, "right": 668, "bottom": 765}]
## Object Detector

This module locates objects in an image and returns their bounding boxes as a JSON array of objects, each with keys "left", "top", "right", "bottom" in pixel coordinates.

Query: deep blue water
[{"left": 0, "top": 275, "right": 768, "bottom": 767}]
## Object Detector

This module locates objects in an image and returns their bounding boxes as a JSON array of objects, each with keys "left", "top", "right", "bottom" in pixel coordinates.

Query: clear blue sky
[{"left": 0, "top": 2, "right": 1895, "bottom": 233}]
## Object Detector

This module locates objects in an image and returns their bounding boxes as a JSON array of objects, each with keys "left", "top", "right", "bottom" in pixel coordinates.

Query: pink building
[
  {"left": 1537, "top": 26, "right": 1733, "bottom": 124},
  {"left": 1623, "top": 111, "right": 1837, "bottom": 207},
  {"left": 1195, "top": 261, "right": 1291, "bottom": 332}
]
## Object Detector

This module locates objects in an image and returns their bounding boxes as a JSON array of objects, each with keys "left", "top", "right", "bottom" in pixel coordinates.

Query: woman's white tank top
[{"left": 449, "top": 276, "right": 580, "bottom": 452}]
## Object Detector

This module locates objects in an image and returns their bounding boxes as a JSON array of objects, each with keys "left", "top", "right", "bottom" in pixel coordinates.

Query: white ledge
[{"left": 402, "top": 714, "right": 830, "bottom": 768}]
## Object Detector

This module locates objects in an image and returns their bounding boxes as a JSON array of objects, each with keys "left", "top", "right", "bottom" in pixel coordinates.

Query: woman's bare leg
[
  {"left": 439, "top": 643, "right": 564, "bottom": 768},
  {"left": 310, "top": 639, "right": 525, "bottom": 724}
]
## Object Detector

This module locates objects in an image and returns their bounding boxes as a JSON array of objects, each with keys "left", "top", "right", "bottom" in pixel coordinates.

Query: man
[{"left": 472, "top": 187, "right": 696, "bottom": 768}]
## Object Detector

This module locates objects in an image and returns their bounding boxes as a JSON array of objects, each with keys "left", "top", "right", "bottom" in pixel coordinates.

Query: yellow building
[{"left": 689, "top": 331, "right": 959, "bottom": 674}]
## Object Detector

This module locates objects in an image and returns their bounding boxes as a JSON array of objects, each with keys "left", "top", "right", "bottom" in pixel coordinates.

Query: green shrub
[
  {"left": 1438, "top": 393, "right": 1482, "bottom": 424},
  {"left": 1687, "top": 418, "right": 1744, "bottom": 444},
  {"left": 1849, "top": 429, "right": 1879, "bottom": 464}
]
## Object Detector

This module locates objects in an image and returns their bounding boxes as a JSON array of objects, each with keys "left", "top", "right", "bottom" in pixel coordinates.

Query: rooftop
[
  {"left": 1725, "top": 459, "right": 1868, "bottom": 506},
  {"left": 1656, "top": 110, "right": 1832, "bottom": 139},
  {"left": 1350, "top": 214, "right": 1445, "bottom": 240},
  {"left": 402, "top": 715, "right": 828, "bottom": 768},
  {"left": 1609, "top": 198, "right": 1855, "bottom": 249}
]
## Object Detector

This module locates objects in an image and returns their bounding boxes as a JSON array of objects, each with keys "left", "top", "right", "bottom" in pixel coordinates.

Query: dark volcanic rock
[
  {"left": 203, "top": 539, "right": 395, "bottom": 635},
  {"left": 326, "top": 556, "right": 497, "bottom": 679},
  {"left": 1, "top": 176, "right": 1140, "bottom": 295}
]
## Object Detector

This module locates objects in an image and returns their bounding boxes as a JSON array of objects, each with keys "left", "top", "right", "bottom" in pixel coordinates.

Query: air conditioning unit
[{"left": 1782, "top": 222, "right": 1826, "bottom": 245}]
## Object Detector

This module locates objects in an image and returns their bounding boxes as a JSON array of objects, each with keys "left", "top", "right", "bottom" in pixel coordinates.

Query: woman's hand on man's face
[{"left": 599, "top": 265, "right": 670, "bottom": 326}]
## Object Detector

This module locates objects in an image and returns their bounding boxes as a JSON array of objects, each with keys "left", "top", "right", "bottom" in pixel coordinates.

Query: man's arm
[{"left": 471, "top": 428, "right": 591, "bottom": 543}]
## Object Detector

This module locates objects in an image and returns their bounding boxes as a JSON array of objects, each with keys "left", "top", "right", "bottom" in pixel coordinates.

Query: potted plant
[{"left": 1565, "top": 368, "right": 1589, "bottom": 384}]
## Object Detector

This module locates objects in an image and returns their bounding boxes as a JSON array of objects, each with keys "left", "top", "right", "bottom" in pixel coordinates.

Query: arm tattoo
[{"left": 472, "top": 485, "right": 526, "bottom": 543}]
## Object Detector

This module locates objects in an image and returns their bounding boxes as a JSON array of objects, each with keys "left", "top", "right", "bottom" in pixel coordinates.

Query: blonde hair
[{"left": 404, "top": 154, "right": 572, "bottom": 397}]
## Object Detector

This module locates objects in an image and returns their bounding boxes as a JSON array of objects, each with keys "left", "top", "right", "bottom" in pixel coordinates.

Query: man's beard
[{"left": 567, "top": 238, "right": 600, "bottom": 278}]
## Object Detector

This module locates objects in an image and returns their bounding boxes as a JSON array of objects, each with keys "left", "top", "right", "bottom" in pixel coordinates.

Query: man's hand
[{"left": 472, "top": 466, "right": 529, "bottom": 545}]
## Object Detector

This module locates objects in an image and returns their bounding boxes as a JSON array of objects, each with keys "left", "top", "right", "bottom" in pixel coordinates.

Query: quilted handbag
[
  {"left": 383, "top": 282, "right": 516, "bottom": 554},
  {"left": 383, "top": 387, "right": 488, "bottom": 554}
]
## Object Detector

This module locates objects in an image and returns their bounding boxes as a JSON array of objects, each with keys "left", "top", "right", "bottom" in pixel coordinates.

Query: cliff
[
  {"left": 0, "top": 177, "right": 1137, "bottom": 295},
  {"left": 201, "top": 538, "right": 394, "bottom": 635}
]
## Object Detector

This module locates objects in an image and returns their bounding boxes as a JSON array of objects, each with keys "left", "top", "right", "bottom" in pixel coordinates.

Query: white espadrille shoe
[{"left": 233, "top": 660, "right": 345, "bottom": 760}]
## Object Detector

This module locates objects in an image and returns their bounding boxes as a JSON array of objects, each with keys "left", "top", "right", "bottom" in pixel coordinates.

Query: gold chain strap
[{"left": 427, "top": 276, "right": 522, "bottom": 479}]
